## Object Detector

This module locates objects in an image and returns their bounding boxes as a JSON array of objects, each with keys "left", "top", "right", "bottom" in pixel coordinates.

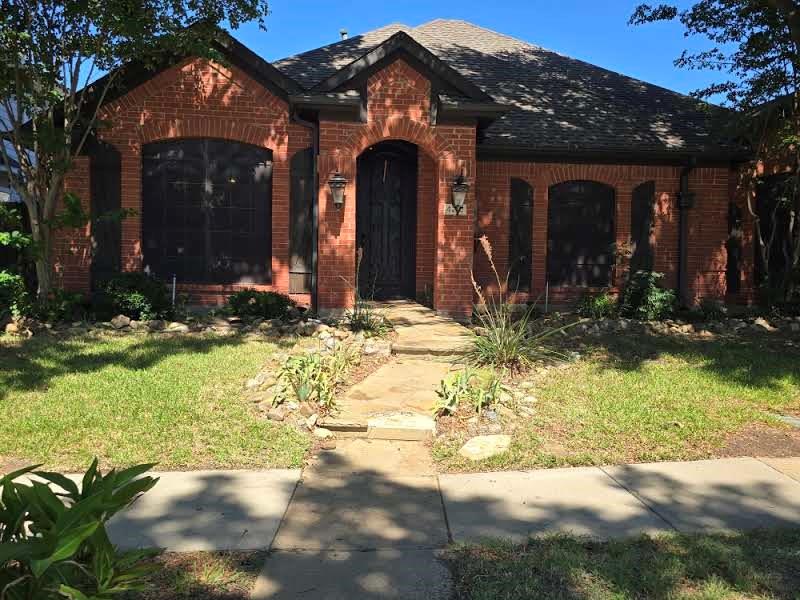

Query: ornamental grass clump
[{"left": 468, "top": 236, "right": 571, "bottom": 370}]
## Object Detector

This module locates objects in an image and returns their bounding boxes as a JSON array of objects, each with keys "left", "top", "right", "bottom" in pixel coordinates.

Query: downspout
[
  {"left": 292, "top": 110, "right": 320, "bottom": 313},
  {"left": 677, "top": 157, "right": 697, "bottom": 307}
]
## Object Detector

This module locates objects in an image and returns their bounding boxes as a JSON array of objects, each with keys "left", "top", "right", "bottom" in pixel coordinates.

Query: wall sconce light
[
  {"left": 328, "top": 172, "right": 347, "bottom": 209},
  {"left": 451, "top": 172, "right": 469, "bottom": 215}
]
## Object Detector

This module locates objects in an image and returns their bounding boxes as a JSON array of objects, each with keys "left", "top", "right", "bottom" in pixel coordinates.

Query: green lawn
[
  {"left": 447, "top": 529, "right": 800, "bottom": 600},
  {"left": 0, "top": 331, "right": 308, "bottom": 471},
  {"left": 435, "top": 333, "right": 800, "bottom": 471}
]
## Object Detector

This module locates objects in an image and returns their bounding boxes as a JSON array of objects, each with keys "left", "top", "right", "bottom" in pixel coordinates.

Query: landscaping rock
[
  {"left": 458, "top": 434, "right": 512, "bottom": 461},
  {"left": 306, "top": 414, "right": 319, "bottom": 430},
  {"left": 245, "top": 371, "right": 274, "bottom": 390},
  {"left": 752, "top": 317, "right": 777, "bottom": 332},
  {"left": 363, "top": 339, "right": 392, "bottom": 357},
  {"left": 318, "top": 438, "right": 337, "bottom": 450},
  {"left": 146, "top": 319, "right": 166, "bottom": 331},
  {"left": 166, "top": 322, "right": 190, "bottom": 333},
  {"left": 299, "top": 402, "right": 317, "bottom": 417},
  {"left": 313, "top": 427, "right": 334, "bottom": 439},
  {"left": 267, "top": 406, "right": 287, "bottom": 422},
  {"left": 790, "top": 323, "right": 800, "bottom": 333},
  {"left": 110, "top": 315, "right": 131, "bottom": 329}
]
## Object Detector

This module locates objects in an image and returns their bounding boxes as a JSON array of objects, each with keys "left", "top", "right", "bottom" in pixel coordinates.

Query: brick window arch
[
  {"left": 141, "top": 138, "right": 273, "bottom": 284},
  {"left": 547, "top": 180, "right": 616, "bottom": 286}
]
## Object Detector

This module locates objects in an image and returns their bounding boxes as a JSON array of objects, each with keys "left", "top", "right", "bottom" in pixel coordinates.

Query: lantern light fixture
[
  {"left": 328, "top": 172, "right": 347, "bottom": 209},
  {"left": 451, "top": 173, "right": 469, "bottom": 215}
]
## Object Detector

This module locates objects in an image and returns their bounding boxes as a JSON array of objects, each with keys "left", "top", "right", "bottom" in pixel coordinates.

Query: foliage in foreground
[
  {"left": 470, "top": 236, "right": 569, "bottom": 369},
  {"left": 619, "top": 270, "right": 676, "bottom": 321},
  {"left": 433, "top": 368, "right": 509, "bottom": 418},
  {"left": 0, "top": 270, "right": 29, "bottom": 321},
  {"left": 0, "top": 460, "right": 159, "bottom": 600},
  {"left": 448, "top": 529, "right": 800, "bottom": 600}
]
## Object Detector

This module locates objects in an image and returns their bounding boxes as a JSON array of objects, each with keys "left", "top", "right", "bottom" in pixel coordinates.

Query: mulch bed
[{"left": 719, "top": 423, "right": 800, "bottom": 458}]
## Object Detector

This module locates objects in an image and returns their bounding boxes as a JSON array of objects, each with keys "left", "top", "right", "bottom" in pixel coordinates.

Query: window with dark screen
[
  {"left": 508, "top": 178, "right": 533, "bottom": 292},
  {"left": 547, "top": 180, "right": 615, "bottom": 287},
  {"left": 630, "top": 181, "right": 655, "bottom": 274},
  {"left": 141, "top": 138, "right": 273, "bottom": 284}
]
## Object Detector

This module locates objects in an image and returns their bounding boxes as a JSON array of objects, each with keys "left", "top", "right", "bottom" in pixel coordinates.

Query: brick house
[{"left": 57, "top": 19, "right": 755, "bottom": 319}]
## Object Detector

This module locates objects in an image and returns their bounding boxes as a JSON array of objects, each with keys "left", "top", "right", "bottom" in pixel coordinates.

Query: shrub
[
  {"left": 33, "top": 288, "right": 87, "bottom": 322},
  {"left": 95, "top": 272, "right": 173, "bottom": 321},
  {"left": 699, "top": 298, "right": 727, "bottom": 321},
  {"left": 619, "top": 270, "right": 676, "bottom": 321},
  {"left": 275, "top": 343, "right": 358, "bottom": 413},
  {"left": 227, "top": 289, "right": 293, "bottom": 320},
  {"left": 469, "top": 236, "right": 570, "bottom": 370},
  {"left": 576, "top": 290, "right": 616, "bottom": 319},
  {"left": 0, "top": 269, "right": 29, "bottom": 321},
  {"left": 0, "top": 459, "right": 159, "bottom": 599}
]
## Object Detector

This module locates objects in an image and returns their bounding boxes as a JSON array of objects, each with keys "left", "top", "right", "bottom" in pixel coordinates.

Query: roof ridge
[
  {"left": 273, "top": 22, "right": 409, "bottom": 66},
  {"left": 412, "top": 18, "right": 549, "bottom": 53}
]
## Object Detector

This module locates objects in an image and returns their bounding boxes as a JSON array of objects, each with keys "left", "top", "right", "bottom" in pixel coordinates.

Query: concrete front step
[
  {"left": 391, "top": 343, "right": 467, "bottom": 357},
  {"left": 320, "top": 413, "right": 436, "bottom": 441}
]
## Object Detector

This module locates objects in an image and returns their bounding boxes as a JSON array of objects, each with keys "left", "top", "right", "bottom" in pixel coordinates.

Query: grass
[
  {"left": 434, "top": 332, "right": 800, "bottom": 471},
  {"left": 0, "top": 331, "right": 309, "bottom": 471},
  {"left": 129, "top": 551, "right": 266, "bottom": 599},
  {"left": 447, "top": 529, "right": 800, "bottom": 600}
]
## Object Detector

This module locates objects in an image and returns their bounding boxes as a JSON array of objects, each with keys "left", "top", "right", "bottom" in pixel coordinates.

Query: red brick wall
[
  {"left": 54, "top": 157, "right": 92, "bottom": 291},
  {"left": 56, "top": 57, "right": 310, "bottom": 306},
  {"left": 475, "top": 161, "right": 753, "bottom": 306},
  {"left": 316, "top": 57, "right": 477, "bottom": 318},
  {"left": 416, "top": 151, "right": 436, "bottom": 300}
]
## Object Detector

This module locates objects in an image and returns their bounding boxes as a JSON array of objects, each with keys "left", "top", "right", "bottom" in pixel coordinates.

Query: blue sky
[{"left": 230, "top": 0, "right": 724, "bottom": 101}]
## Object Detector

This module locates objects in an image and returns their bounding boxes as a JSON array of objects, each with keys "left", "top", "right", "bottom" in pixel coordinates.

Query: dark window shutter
[
  {"left": 726, "top": 202, "right": 743, "bottom": 294},
  {"left": 508, "top": 178, "right": 533, "bottom": 292},
  {"left": 630, "top": 181, "right": 655, "bottom": 274},
  {"left": 289, "top": 147, "right": 314, "bottom": 294},
  {"left": 90, "top": 144, "right": 122, "bottom": 286},
  {"left": 547, "top": 180, "right": 615, "bottom": 287},
  {"left": 141, "top": 138, "right": 273, "bottom": 284}
]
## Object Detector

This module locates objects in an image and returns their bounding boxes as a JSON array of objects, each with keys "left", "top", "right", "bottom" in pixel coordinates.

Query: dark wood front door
[{"left": 356, "top": 141, "right": 417, "bottom": 299}]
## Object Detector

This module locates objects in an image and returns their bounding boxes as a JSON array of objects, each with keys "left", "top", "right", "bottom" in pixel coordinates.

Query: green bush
[
  {"left": 576, "top": 290, "right": 616, "bottom": 319},
  {"left": 699, "top": 298, "right": 727, "bottom": 321},
  {"left": 619, "top": 270, "right": 676, "bottom": 321},
  {"left": 226, "top": 289, "right": 293, "bottom": 320},
  {"left": 0, "top": 270, "right": 29, "bottom": 321},
  {"left": 0, "top": 459, "right": 159, "bottom": 599},
  {"left": 95, "top": 272, "right": 173, "bottom": 321},
  {"left": 33, "top": 288, "right": 87, "bottom": 322}
]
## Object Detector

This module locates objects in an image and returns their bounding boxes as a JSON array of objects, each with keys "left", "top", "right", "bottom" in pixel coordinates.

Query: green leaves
[{"left": 0, "top": 459, "right": 160, "bottom": 599}]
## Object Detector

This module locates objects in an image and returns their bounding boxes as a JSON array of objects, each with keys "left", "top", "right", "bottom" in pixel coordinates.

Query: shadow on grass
[
  {"left": 0, "top": 331, "right": 295, "bottom": 400},
  {"left": 447, "top": 528, "right": 800, "bottom": 600},
  {"left": 565, "top": 330, "right": 800, "bottom": 394}
]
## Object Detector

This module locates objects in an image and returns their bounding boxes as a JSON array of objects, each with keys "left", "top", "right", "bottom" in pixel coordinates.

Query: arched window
[
  {"left": 547, "top": 180, "right": 615, "bottom": 286},
  {"left": 508, "top": 178, "right": 533, "bottom": 292},
  {"left": 142, "top": 138, "right": 273, "bottom": 284},
  {"left": 630, "top": 181, "right": 655, "bottom": 274}
]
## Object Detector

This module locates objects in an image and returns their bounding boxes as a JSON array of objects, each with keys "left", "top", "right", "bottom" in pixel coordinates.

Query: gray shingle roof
[{"left": 273, "top": 19, "right": 741, "bottom": 158}]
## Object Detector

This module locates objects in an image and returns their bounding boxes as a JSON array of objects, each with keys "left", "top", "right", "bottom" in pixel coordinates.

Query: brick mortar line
[{"left": 598, "top": 465, "right": 679, "bottom": 533}]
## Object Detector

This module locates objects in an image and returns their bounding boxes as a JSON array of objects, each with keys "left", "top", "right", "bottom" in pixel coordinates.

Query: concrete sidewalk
[{"left": 104, "top": 452, "right": 800, "bottom": 598}]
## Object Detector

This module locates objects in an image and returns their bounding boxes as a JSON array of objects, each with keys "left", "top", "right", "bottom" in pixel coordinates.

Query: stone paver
[
  {"left": 604, "top": 458, "right": 800, "bottom": 532},
  {"left": 251, "top": 549, "right": 451, "bottom": 600},
  {"left": 439, "top": 467, "right": 673, "bottom": 542},
  {"left": 760, "top": 457, "right": 800, "bottom": 483},
  {"left": 107, "top": 469, "right": 300, "bottom": 551},
  {"left": 380, "top": 300, "right": 472, "bottom": 356}
]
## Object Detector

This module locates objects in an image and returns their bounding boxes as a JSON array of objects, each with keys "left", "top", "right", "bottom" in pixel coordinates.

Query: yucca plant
[
  {"left": 469, "top": 236, "right": 572, "bottom": 370},
  {"left": 0, "top": 459, "right": 159, "bottom": 600}
]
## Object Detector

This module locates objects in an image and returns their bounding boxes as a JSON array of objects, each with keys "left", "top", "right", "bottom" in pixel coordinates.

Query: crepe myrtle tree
[
  {"left": 0, "top": 0, "right": 270, "bottom": 303},
  {"left": 631, "top": 0, "right": 800, "bottom": 300}
]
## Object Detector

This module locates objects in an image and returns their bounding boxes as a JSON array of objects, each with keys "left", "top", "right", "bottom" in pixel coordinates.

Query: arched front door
[{"left": 356, "top": 140, "right": 418, "bottom": 299}]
